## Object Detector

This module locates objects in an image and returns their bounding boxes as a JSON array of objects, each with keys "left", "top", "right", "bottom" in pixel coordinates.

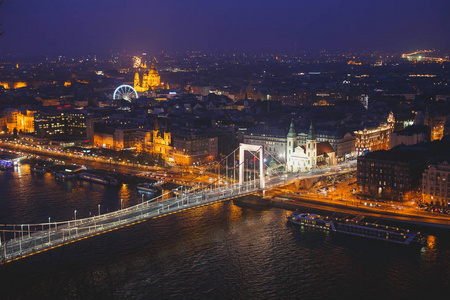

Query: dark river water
[{"left": 0, "top": 164, "right": 449, "bottom": 299}]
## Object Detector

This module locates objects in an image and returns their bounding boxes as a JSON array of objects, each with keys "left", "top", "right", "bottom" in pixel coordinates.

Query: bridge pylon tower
[{"left": 239, "top": 143, "right": 265, "bottom": 189}]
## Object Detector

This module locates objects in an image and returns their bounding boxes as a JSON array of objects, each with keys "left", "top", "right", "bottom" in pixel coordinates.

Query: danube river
[{"left": 0, "top": 164, "right": 449, "bottom": 299}]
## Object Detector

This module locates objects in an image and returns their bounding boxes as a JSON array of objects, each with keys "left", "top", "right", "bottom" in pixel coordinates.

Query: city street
[{"left": 266, "top": 176, "right": 450, "bottom": 226}]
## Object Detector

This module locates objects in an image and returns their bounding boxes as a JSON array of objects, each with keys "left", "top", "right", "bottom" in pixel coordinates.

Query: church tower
[
  {"left": 286, "top": 119, "right": 297, "bottom": 171},
  {"left": 134, "top": 61, "right": 149, "bottom": 92},
  {"left": 134, "top": 72, "right": 141, "bottom": 90},
  {"left": 164, "top": 118, "right": 171, "bottom": 148},
  {"left": 306, "top": 122, "right": 316, "bottom": 170},
  {"left": 153, "top": 115, "right": 159, "bottom": 142}
]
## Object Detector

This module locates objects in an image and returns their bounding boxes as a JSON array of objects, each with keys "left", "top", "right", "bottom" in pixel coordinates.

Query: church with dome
[{"left": 134, "top": 60, "right": 168, "bottom": 92}]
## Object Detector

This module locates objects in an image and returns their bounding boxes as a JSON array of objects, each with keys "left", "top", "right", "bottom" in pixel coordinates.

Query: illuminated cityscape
[{"left": 0, "top": 0, "right": 449, "bottom": 299}]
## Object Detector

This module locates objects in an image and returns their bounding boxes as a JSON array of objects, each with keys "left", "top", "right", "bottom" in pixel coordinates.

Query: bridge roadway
[
  {"left": 0, "top": 161, "right": 356, "bottom": 264},
  {"left": 0, "top": 180, "right": 278, "bottom": 264}
]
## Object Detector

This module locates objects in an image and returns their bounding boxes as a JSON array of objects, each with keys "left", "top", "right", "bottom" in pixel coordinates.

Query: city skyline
[
  {"left": 0, "top": 1, "right": 450, "bottom": 298},
  {"left": 1, "top": 0, "right": 450, "bottom": 56}
]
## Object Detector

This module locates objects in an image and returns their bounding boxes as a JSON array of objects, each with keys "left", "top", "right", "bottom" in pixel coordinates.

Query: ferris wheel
[{"left": 113, "top": 85, "right": 138, "bottom": 102}]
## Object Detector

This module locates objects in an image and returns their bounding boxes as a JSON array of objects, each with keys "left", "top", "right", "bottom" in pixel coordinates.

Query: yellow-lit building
[
  {"left": 425, "top": 113, "right": 446, "bottom": 141},
  {"left": 0, "top": 109, "right": 35, "bottom": 133},
  {"left": 93, "top": 126, "right": 138, "bottom": 151},
  {"left": 151, "top": 117, "right": 172, "bottom": 159},
  {"left": 354, "top": 112, "right": 395, "bottom": 156},
  {"left": 17, "top": 110, "right": 35, "bottom": 133},
  {"left": 136, "top": 129, "right": 152, "bottom": 154},
  {"left": 94, "top": 129, "right": 115, "bottom": 149},
  {"left": 135, "top": 117, "right": 172, "bottom": 162},
  {"left": 134, "top": 60, "right": 168, "bottom": 92},
  {"left": 0, "top": 81, "right": 27, "bottom": 90}
]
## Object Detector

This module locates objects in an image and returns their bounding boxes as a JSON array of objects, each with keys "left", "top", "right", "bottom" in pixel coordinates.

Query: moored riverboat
[
  {"left": 287, "top": 212, "right": 426, "bottom": 245},
  {"left": 78, "top": 172, "right": 119, "bottom": 186}
]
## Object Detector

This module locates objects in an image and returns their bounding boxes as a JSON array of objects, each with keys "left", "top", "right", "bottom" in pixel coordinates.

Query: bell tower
[
  {"left": 286, "top": 119, "right": 297, "bottom": 171},
  {"left": 306, "top": 121, "right": 316, "bottom": 169},
  {"left": 134, "top": 73, "right": 141, "bottom": 90}
]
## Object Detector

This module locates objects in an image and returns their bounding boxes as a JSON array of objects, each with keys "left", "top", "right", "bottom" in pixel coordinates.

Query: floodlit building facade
[
  {"left": 0, "top": 109, "right": 36, "bottom": 133},
  {"left": 286, "top": 121, "right": 336, "bottom": 172},
  {"left": 134, "top": 60, "right": 168, "bottom": 92},
  {"left": 354, "top": 112, "right": 395, "bottom": 156}
]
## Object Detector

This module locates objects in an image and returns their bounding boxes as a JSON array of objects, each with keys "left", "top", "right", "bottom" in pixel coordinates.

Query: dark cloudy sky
[{"left": 1, "top": 0, "right": 449, "bottom": 56}]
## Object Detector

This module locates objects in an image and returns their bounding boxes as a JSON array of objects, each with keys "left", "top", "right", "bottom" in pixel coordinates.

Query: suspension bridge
[{"left": 0, "top": 144, "right": 354, "bottom": 264}]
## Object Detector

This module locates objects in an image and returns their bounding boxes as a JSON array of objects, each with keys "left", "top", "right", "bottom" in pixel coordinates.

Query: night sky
[{"left": 1, "top": 0, "right": 449, "bottom": 56}]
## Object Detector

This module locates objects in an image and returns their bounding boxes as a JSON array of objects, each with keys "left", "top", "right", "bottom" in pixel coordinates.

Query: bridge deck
[
  {"left": 0, "top": 159, "right": 356, "bottom": 265},
  {"left": 0, "top": 183, "right": 264, "bottom": 264}
]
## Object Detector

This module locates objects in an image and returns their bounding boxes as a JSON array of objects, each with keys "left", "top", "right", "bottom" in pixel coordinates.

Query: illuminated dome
[{"left": 148, "top": 62, "right": 158, "bottom": 74}]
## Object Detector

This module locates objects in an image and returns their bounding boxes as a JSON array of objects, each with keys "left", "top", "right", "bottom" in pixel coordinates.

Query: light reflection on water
[
  {"left": 0, "top": 165, "right": 448, "bottom": 299},
  {"left": 0, "top": 164, "right": 140, "bottom": 223}
]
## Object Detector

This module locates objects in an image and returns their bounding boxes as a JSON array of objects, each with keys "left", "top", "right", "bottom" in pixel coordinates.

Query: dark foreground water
[{"left": 0, "top": 164, "right": 449, "bottom": 299}]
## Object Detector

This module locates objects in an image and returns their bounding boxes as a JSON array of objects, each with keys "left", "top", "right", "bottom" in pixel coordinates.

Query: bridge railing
[
  {"left": 0, "top": 208, "right": 168, "bottom": 262},
  {"left": 0, "top": 158, "right": 356, "bottom": 264},
  {"left": 1, "top": 181, "right": 265, "bottom": 263},
  {"left": 0, "top": 177, "right": 272, "bottom": 240},
  {"left": 0, "top": 182, "right": 246, "bottom": 231}
]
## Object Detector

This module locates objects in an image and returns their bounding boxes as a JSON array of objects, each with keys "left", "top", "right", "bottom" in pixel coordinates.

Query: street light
[
  {"left": 74, "top": 210, "right": 77, "bottom": 222},
  {"left": 98, "top": 204, "right": 101, "bottom": 216},
  {"left": 121, "top": 199, "right": 123, "bottom": 210}
]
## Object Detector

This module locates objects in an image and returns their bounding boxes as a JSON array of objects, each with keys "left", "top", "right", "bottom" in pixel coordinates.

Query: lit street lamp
[
  {"left": 98, "top": 204, "right": 101, "bottom": 216},
  {"left": 74, "top": 210, "right": 77, "bottom": 222}
]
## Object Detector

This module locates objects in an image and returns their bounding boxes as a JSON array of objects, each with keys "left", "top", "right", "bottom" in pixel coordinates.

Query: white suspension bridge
[{"left": 0, "top": 144, "right": 355, "bottom": 264}]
